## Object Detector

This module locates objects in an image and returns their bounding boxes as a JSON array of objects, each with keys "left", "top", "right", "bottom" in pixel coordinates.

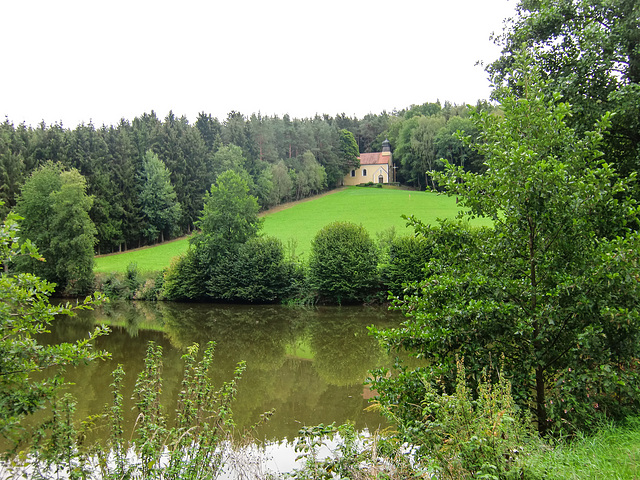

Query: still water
[{"left": 42, "top": 301, "right": 405, "bottom": 442}]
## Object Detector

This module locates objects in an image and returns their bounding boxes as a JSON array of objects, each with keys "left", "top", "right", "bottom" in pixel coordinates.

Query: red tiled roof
[{"left": 358, "top": 152, "right": 389, "bottom": 165}]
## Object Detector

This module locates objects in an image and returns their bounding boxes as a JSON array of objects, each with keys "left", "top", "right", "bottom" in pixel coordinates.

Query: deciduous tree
[
  {"left": 14, "top": 162, "right": 97, "bottom": 294},
  {"left": 373, "top": 61, "right": 640, "bottom": 435},
  {"left": 489, "top": 0, "right": 640, "bottom": 182}
]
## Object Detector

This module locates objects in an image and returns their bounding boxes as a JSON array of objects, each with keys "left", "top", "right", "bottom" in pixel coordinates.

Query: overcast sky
[{"left": 1, "top": 0, "right": 516, "bottom": 128}]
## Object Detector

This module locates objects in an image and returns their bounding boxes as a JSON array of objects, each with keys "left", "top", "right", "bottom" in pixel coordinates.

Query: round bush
[{"left": 308, "top": 221, "right": 378, "bottom": 303}]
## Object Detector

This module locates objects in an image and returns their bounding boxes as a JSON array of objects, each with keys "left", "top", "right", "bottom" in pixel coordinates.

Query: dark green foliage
[
  {"left": 374, "top": 62, "right": 640, "bottom": 435},
  {"left": 13, "top": 162, "right": 97, "bottom": 294},
  {"left": 163, "top": 250, "right": 209, "bottom": 301},
  {"left": 338, "top": 128, "right": 360, "bottom": 170},
  {"left": 124, "top": 262, "right": 141, "bottom": 300},
  {"left": 489, "top": 0, "right": 640, "bottom": 187},
  {"left": 308, "top": 221, "right": 379, "bottom": 303},
  {"left": 163, "top": 171, "right": 299, "bottom": 303},
  {"left": 0, "top": 120, "right": 26, "bottom": 217},
  {"left": 139, "top": 150, "right": 182, "bottom": 244},
  {"left": 380, "top": 233, "right": 434, "bottom": 297},
  {"left": 221, "top": 236, "right": 295, "bottom": 303},
  {"left": 435, "top": 116, "right": 485, "bottom": 174},
  {"left": 100, "top": 272, "right": 125, "bottom": 299}
]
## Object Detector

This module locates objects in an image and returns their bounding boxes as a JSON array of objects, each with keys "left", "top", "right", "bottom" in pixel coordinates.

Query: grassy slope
[
  {"left": 95, "top": 187, "right": 492, "bottom": 273},
  {"left": 261, "top": 187, "right": 490, "bottom": 257}
]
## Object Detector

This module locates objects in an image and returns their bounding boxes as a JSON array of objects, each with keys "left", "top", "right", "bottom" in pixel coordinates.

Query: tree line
[{"left": 0, "top": 103, "right": 487, "bottom": 255}]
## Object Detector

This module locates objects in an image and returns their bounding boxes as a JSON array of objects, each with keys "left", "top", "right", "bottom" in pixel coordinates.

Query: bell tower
[{"left": 381, "top": 139, "right": 394, "bottom": 183}]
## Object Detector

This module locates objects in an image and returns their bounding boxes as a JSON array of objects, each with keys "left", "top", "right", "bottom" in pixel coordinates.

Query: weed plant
[
  {"left": 370, "top": 356, "right": 537, "bottom": 479},
  {"left": 3, "top": 341, "right": 270, "bottom": 479}
]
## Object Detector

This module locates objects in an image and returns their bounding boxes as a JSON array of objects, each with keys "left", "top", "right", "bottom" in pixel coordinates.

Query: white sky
[{"left": 1, "top": 0, "right": 516, "bottom": 128}]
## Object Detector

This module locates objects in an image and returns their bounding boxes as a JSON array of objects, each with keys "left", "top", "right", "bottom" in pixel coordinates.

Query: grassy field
[{"left": 95, "top": 186, "right": 492, "bottom": 273}]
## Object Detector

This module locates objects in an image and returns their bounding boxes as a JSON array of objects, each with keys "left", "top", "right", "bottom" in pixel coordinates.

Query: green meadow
[{"left": 94, "top": 186, "right": 492, "bottom": 273}]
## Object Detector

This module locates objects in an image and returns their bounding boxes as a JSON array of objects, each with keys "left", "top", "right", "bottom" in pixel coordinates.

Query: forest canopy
[{"left": 0, "top": 102, "right": 486, "bottom": 254}]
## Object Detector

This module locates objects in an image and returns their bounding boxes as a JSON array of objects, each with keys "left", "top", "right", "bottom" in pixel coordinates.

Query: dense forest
[{"left": 0, "top": 101, "right": 488, "bottom": 254}]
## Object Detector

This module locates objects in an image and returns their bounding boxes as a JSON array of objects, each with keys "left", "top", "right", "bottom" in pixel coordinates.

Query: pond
[{"left": 40, "top": 301, "right": 410, "bottom": 443}]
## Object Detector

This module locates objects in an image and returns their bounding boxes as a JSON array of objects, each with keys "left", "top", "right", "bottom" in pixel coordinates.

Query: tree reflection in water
[{"left": 39, "top": 302, "right": 405, "bottom": 442}]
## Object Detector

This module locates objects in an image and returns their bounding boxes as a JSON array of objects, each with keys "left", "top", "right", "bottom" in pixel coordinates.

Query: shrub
[
  {"left": 223, "top": 236, "right": 296, "bottom": 303},
  {"left": 99, "top": 272, "right": 125, "bottom": 299},
  {"left": 7, "top": 342, "right": 269, "bottom": 479},
  {"left": 380, "top": 235, "right": 433, "bottom": 297},
  {"left": 134, "top": 275, "right": 162, "bottom": 301},
  {"left": 124, "top": 262, "right": 141, "bottom": 300},
  {"left": 162, "top": 251, "right": 208, "bottom": 300},
  {"left": 308, "top": 221, "right": 378, "bottom": 303},
  {"left": 369, "top": 357, "right": 535, "bottom": 479}
]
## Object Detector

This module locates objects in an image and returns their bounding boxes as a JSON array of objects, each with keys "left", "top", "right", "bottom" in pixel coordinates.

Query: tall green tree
[
  {"left": 270, "top": 160, "right": 293, "bottom": 205},
  {"left": 195, "top": 169, "right": 262, "bottom": 252},
  {"left": 138, "top": 150, "right": 182, "bottom": 244},
  {"left": 100, "top": 121, "right": 138, "bottom": 252},
  {"left": 435, "top": 116, "right": 484, "bottom": 174},
  {"left": 211, "top": 144, "right": 249, "bottom": 180},
  {"left": 0, "top": 121, "right": 26, "bottom": 217},
  {"left": 14, "top": 162, "right": 97, "bottom": 294},
  {"left": 338, "top": 128, "right": 360, "bottom": 171},
  {"left": 163, "top": 170, "right": 262, "bottom": 301},
  {"left": 394, "top": 115, "right": 446, "bottom": 189},
  {"left": 489, "top": 0, "right": 640, "bottom": 182},
  {"left": 293, "top": 151, "right": 327, "bottom": 200},
  {"left": 373, "top": 62, "right": 640, "bottom": 435}
]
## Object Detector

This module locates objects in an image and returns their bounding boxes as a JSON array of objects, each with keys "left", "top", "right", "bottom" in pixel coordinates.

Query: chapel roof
[{"left": 358, "top": 152, "right": 390, "bottom": 165}]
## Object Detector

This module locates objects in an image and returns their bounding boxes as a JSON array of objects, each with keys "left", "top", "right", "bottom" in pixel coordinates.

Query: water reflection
[{"left": 41, "top": 302, "right": 402, "bottom": 442}]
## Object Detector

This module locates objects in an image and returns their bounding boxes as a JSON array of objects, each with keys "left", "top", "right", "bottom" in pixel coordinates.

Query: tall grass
[
  {"left": 524, "top": 418, "right": 640, "bottom": 479},
  {"left": 95, "top": 187, "right": 491, "bottom": 273}
]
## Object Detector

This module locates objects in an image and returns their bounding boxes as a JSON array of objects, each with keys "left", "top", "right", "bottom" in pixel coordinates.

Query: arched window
[{"left": 362, "top": 169, "right": 367, "bottom": 176}]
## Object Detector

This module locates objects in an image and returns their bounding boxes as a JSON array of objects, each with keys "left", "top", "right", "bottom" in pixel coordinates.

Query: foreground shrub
[
  {"left": 308, "top": 221, "right": 378, "bottom": 303},
  {"left": 289, "top": 423, "right": 420, "bottom": 479},
  {"left": 370, "top": 357, "right": 535, "bottom": 479},
  {"left": 0, "top": 206, "right": 109, "bottom": 450}
]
